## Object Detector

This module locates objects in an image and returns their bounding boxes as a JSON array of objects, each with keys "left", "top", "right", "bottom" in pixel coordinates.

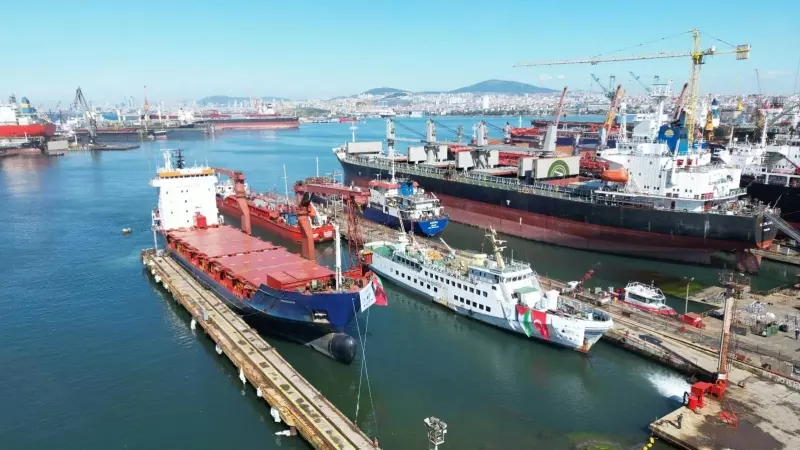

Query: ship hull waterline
[
  {"left": 368, "top": 263, "right": 607, "bottom": 352},
  {"left": 741, "top": 174, "right": 800, "bottom": 229},
  {"left": 362, "top": 205, "right": 449, "bottom": 237},
  {"left": 340, "top": 159, "right": 774, "bottom": 267},
  {"left": 164, "top": 239, "right": 361, "bottom": 363}
]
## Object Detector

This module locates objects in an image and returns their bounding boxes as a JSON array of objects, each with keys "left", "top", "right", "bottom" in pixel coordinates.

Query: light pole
[{"left": 683, "top": 277, "right": 695, "bottom": 315}]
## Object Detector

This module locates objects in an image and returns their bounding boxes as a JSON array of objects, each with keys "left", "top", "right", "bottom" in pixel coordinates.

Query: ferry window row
[
  {"left": 453, "top": 295, "right": 491, "bottom": 313},
  {"left": 395, "top": 269, "right": 438, "bottom": 293},
  {"left": 395, "top": 255, "right": 421, "bottom": 270}
]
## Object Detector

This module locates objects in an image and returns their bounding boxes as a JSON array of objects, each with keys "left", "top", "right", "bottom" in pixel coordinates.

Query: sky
[{"left": 3, "top": 0, "right": 799, "bottom": 106}]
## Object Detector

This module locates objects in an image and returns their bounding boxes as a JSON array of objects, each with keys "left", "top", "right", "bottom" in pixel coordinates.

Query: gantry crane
[
  {"left": 72, "top": 87, "right": 97, "bottom": 144},
  {"left": 629, "top": 71, "right": 661, "bottom": 93},
  {"left": 590, "top": 74, "right": 616, "bottom": 100},
  {"left": 516, "top": 29, "right": 751, "bottom": 147},
  {"left": 212, "top": 167, "right": 251, "bottom": 235}
]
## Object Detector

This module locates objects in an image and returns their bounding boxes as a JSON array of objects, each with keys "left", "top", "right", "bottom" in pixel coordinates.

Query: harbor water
[{"left": 1, "top": 118, "right": 795, "bottom": 449}]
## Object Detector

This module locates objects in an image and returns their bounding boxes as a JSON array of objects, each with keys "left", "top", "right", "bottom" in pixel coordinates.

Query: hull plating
[
  {"left": 217, "top": 198, "right": 333, "bottom": 243},
  {"left": 368, "top": 262, "right": 606, "bottom": 351},
  {"left": 362, "top": 206, "right": 449, "bottom": 237},
  {"left": 340, "top": 157, "right": 775, "bottom": 263},
  {"left": 168, "top": 247, "right": 361, "bottom": 341}
]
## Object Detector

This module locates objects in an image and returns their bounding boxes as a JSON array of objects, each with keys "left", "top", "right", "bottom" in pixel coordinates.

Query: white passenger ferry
[{"left": 362, "top": 228, "right": 614, "bottom": 352}]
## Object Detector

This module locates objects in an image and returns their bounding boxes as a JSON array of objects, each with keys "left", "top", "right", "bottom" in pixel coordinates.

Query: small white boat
[{"left": 619, "top": 282, "right": 677, "bottom": 316}]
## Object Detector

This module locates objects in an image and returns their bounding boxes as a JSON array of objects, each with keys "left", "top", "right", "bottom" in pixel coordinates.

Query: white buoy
[
  {"left": 256, "top": 387, "right": 262, "bottom": 398},
  {"left": 154, "top": 275, "right": 161, "bottom": 284},
  {"left": 215, "top": 344, "right": 222, "bottom": 355},
  {"left": 270, "top": 406, "right": 281, "bottom": 423},
  {"left": 239, "top": 367, "right": 246, "bottom": 385},
  {"left": 150, "top": 269, "right": 156, "bottom": 275},
  {"left": 190, "top": 318, "right": 196, "bottom": 330}
]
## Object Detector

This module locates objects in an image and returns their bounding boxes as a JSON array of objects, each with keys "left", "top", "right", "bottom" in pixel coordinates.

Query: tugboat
[
  {"left": 361, "top": 227, "right": 613, "bottom": 352},
  {"left": 617, "top": 282, "right": 677, "bottom": 316}
]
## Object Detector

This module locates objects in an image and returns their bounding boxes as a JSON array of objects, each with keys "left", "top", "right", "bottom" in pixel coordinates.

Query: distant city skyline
[{"left": 5, "top": 0, "right": 799, "bottom": 105}]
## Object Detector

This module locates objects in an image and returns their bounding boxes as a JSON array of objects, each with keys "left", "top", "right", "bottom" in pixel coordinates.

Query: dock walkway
[{"left": 142, "top": 249, "right": 377, "bottom": 450}]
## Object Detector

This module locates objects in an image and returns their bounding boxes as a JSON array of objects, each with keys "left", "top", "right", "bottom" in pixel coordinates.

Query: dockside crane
[
  {"left": 212, "top": 167, "right": 251, "bottom": 235},
  {"left": 516, "top": 29, "right": 751, "bottom": 147},
  {"left": 591, "top": 74, "right": 616, "bottom": 100},
  {"left": 293, "top": 180, "right": 370, "bottom": 284},
  {"left": 629, "top": 71, "right": 660, "bottom": 93},
  {"left": 73, "top": 87, "right": 97, "bottom": 144},
  {"left": 672, "top": 82, "right": 690, "bottom": 121}
]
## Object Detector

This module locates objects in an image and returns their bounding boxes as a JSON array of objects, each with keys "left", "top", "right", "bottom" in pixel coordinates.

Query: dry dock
[{"left": 142, "top": 249, "right": 377, "bottom": 450}]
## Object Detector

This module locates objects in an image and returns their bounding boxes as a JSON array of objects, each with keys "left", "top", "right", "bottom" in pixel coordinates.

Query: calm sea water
[{"left": 0, "top": 118, "right": 794, "bottom": 450}]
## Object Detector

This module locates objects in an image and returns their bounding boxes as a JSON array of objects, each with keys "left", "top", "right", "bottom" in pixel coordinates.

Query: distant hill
[
  {"left": 449, "top": 79, "right": 556, "bottom": 94},
  {"left": 361, "top": 87, "right": 407, "bottom": 95},
  {"left": 197, "top": 95, "right": 290, "bottom": 105},
  {"left": 357, "top": 80, "right": 556, "bottom": 97}
]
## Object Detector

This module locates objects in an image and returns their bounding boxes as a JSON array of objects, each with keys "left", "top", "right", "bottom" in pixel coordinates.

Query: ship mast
[
  {"left": 283, "top": 164, "right": 289, "bottom": 206},
  {"left": 386, "top": 119, "right": 396, "bottom": 183},
  {"left": 486, "top": 226, "right": 506, "bottom": 269}
]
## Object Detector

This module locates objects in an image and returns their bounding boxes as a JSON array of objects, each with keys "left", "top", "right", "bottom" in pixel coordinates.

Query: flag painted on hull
[
  {"left": 372, "top": 275, "right": 388, "bottom": 306},
  {"left": 515, "top": 305, "right": 550, "bottom": 340}
]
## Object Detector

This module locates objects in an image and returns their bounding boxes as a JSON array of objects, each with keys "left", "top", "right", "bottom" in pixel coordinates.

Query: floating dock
[{"left": 142, "top": 249, "right": 378, "bottom": 450}]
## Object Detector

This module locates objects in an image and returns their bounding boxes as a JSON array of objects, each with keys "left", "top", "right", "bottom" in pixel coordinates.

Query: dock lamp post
[
  {"left": 424, "top": 417, "right": 447, "bottom": 450},
  {"left": 683, "top": 277, "right": 695, "bottom": 315}
]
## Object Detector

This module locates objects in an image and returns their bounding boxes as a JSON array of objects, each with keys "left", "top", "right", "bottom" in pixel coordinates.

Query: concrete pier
[
  {"left": 649, "top": 377, "right": 800, "bottom": 450},
  {"left": 142, "top": 249, "right": 377, "bottom": 450}
]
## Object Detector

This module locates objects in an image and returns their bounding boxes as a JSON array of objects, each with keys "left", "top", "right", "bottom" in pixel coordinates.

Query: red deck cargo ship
[
  {"left": 216, "top": 180, "right": 335, "bottom": 243},
  {"left": 151, "top": 151, "right": 385, "bottom": 363}
]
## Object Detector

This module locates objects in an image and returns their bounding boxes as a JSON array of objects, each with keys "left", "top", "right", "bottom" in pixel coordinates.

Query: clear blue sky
[{"left": 4, "top": 0, "right": 799, "bottom": 105}]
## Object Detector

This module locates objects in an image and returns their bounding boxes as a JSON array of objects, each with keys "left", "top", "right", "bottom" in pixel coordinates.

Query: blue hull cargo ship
[
  {"left": 150, "top": 150, "right": 385, "bottom": 363},
  {"left": 363, "top": 178, "right": 449, "bottom": 237}
]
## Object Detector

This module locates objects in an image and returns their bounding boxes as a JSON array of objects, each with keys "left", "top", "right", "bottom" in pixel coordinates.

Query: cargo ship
[
  {"left": 363, "top": 178, "right": 449, "bottom": 237},
  {"left": 362, "top": 228, "right": 613, "bottom": 352},
  {"left": 0, "top": 95, "right": 56, "bottom": 139},
  {"left": 197, "top": 104, "right": 299, "bottom": 130},
  {"left": 335, "top": 118, "right": 776, "bottom": 268},
  {"left": 719, "top": 107, "right": 800, "bottom": 229},
  {"left": 215, "top": 178, "right": 335, "bottom": 243},
  {"left": 150, "top": 150, "right": 385, "bottom": 363}
]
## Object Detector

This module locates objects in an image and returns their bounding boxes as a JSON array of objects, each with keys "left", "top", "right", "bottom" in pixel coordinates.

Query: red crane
[
  {"left": 293, "top": 180, "right": 370, "bottom": 267},
  {"left": 576, "top": 263, "right": 601, "bottom": 291},
  {"left": 212, "top": 167, "right": 251, "bottom": 235},
  {"left": 672, "top": 82, "right": 689, "bottom": 121},
  {"left": 552, "top": 86, "right": 568, "bottom": 129}
]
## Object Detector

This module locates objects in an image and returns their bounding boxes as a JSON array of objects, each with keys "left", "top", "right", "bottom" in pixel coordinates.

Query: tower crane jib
[{"left": 515, "top": 29, "right": 751, "bottom": 146}]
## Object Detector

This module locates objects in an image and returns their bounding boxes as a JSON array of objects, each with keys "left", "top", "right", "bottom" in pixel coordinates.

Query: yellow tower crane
[{"left": 515, "top": 29, "right": 751, "bottom": 147}]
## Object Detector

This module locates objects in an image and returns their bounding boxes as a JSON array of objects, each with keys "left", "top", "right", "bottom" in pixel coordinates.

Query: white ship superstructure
[
  {"left": 595, "top": 86, "right": 747, "bottom": 213},
  {"left": 362, "top": 228, "right": 613, "bottom": 352}
]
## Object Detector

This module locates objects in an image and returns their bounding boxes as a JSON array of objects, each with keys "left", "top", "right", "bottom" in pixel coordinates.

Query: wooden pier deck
[{"left": 142, "top": 249, "right": 377, "bottom": 450}]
